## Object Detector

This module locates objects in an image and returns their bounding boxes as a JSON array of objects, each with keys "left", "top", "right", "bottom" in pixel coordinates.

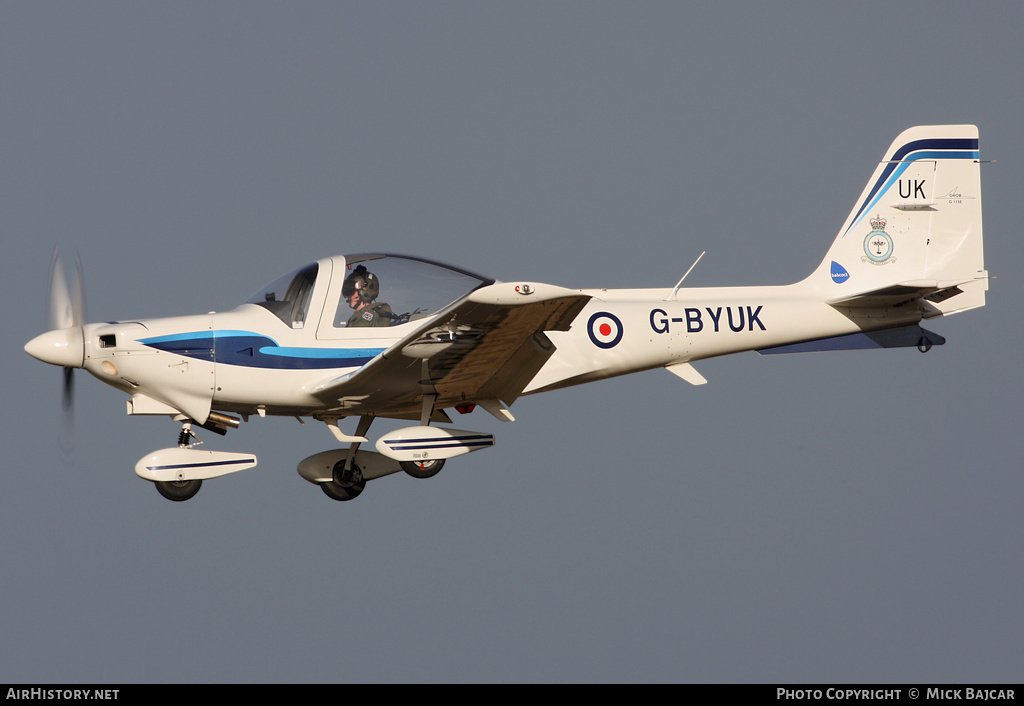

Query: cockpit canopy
[
  {"left": 246, "top": 263, "right": 319, "bottom": 328},
  {"left": 245, "top": 254, "right": 493, "bottom": 329}
]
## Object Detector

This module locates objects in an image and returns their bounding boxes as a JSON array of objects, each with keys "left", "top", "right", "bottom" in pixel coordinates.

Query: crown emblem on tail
[{"left": 863, "top": 214, "right": 894, "bottom": 265}]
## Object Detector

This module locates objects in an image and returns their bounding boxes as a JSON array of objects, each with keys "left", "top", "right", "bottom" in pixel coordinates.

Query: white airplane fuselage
[{"left": 72, "top": 276, "right": 933, "bottom": 420}]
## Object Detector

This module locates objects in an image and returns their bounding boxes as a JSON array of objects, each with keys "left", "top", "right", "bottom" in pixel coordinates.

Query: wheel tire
[
  {"left": 322, "top": 460, "right": 366, "bottom": 501},
  {"left": 155, "top": 479, "right": 202, "bottom": 502},
  {"left": 400, "top": 458, "right": 445, "bottom": 479},
  {"left": 320, "top": 479, "right": 365, "bottom": 501}
]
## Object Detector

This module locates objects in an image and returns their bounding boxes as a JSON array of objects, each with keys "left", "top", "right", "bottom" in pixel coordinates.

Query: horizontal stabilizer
[
  {"left": 757, "top": 325, "right": 945, "bottom": 355},
  {"left": 827, "top": 281, "right": 963, "bottom": 308}
]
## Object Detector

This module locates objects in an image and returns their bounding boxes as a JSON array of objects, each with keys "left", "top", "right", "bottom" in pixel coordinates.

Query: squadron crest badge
[{"left": 862, "top": 216, "right": 895, "bottom": 265}]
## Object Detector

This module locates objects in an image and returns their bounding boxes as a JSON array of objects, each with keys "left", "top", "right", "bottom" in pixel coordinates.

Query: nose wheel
[
  {"left": 155, "top": 479, "right": 203, "bottom": 502},
  {"left": 152, "top": 422, "right": 205, "bottom": 502}
]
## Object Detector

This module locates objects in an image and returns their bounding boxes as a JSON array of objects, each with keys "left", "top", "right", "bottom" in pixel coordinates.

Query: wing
[{"left": 309, "top": 282, "right": 591, "bottom": 420}]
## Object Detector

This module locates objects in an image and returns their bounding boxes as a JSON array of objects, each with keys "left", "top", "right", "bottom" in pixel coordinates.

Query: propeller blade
[
  {"left": 49, "top": 248, "right": 74, "bottom": 330},
  {"left": 70, "top": 251, "right": 86, "bottom": 328},
  {"left": 60, "top": 365, "right": 75, "bottom": 459},
  {"left": 62, "top": 365, "right": 74, "bottom": 413}
]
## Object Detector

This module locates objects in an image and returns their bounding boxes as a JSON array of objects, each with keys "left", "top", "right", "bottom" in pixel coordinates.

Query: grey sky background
[{"left": 2, "top": 2, "right": 1022, "bottom": 683}]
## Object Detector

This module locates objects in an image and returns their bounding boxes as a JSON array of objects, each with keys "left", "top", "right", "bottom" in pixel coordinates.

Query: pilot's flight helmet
[{"left": 343, "top": 264, "right": 380, "bottom": 303}]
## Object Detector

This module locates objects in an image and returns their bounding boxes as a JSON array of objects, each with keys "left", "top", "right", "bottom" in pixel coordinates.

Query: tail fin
[{"left": 810, "top": 125, "right": 988, "bottom": 317}]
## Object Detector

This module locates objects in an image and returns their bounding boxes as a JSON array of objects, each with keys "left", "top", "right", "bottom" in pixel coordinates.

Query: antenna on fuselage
[{"left": 665, "top": 251, "right": 706, "bottom": 301}]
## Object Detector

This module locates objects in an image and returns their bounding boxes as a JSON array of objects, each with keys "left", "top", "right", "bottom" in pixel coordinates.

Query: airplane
[{"left": 25, "top": 125, "right": 989, "bottom": 502}]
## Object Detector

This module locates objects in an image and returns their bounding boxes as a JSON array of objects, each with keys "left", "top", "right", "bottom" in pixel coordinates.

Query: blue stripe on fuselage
[{"left": 138, "top": 331, "right": 386, "bottom": 370}]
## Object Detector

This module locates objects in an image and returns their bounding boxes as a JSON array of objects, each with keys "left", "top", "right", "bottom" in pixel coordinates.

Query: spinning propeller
[{"left": 25, "top": 249, "right": 87, "bottom": 454}]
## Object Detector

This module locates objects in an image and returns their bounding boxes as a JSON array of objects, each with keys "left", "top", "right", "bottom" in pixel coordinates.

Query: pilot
[{"left": 343, "top": 265, "right": 394, "bottom": 327}]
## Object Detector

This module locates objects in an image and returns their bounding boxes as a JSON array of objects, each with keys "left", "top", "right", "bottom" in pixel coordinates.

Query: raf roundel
[{"left": 587, "top": 312, "right": 623, "bottom": 349}]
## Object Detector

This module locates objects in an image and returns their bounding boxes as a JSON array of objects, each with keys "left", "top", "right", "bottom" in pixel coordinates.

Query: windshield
[
  {"left": 245, "top": 263, "right": 318, "bottom": 328},
  {"left": 335, "top": 254, "right": 491, "bottom": 328}
]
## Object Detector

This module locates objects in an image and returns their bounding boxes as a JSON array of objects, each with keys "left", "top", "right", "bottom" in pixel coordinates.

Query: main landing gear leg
[
  {"left": 322, "top": 415, "right": 373, "bottom": 501},
  {"left": 400, "top": 391, "right": 445, "bottom": 479},
  {"left": 420, "top": 392, "right": 437, "bottom": 427}
]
